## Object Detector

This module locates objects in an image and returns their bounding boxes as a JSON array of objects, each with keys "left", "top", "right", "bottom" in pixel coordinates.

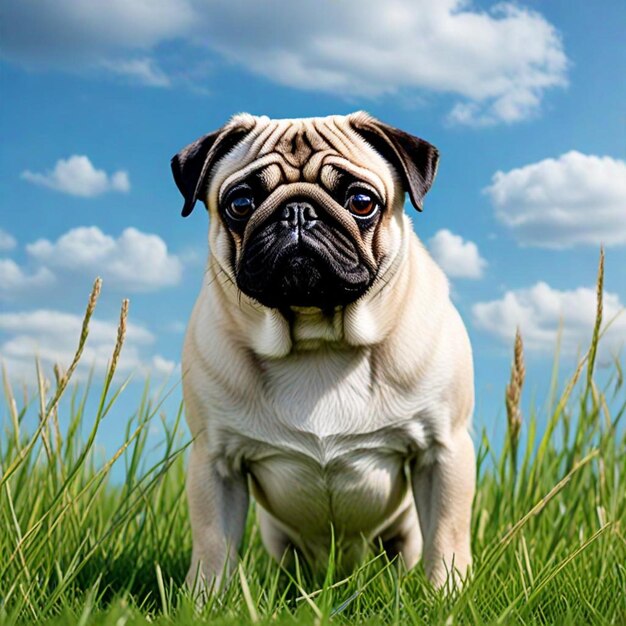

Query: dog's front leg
[
  {"left": 186, "top": 439, "right": 249, "bottom": 594},
  {"left": 411, "top": 428, "right": 475, "bottom": 589}
]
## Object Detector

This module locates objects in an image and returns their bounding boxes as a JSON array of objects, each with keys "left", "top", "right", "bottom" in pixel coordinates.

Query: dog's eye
[
  {"left": 347, "top": 193, "right": 377, "bottom": 219},
  {"left": 227, "top": 195, "right": 255, "bottom": 220}
]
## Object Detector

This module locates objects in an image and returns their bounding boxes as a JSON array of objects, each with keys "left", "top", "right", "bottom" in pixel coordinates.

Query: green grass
[{"left": 1, "top": 258, "right": 625, "bottom": 626}]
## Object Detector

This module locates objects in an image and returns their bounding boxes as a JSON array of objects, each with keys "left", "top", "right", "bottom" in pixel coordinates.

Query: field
[{"left": 1, "top": 255, "right": 625, "bottom": 625}]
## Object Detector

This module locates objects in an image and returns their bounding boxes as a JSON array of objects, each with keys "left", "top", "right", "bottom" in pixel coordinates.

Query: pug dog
[{"left": 171, "top": 112, "right": 475, "bottom": 592}]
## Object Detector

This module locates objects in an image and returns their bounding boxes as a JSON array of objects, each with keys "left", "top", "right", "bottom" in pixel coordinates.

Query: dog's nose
[{"left": 280, "top": 201, "right": 318, "bottom": 229}]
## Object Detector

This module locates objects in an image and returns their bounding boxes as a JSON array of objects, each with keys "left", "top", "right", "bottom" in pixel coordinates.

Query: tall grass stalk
[
  {"left": 1, "top": 257, "right": 625, "bottom": 625},
  {"left": 506, "top": 328, "right": 525, "bottom": 476}
]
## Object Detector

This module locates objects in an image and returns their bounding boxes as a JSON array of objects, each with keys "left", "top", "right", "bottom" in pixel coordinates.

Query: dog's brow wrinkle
[
  {"left": 322, "top": 157, "right": 386, "bottom": 203},
  {"left": 301, "top": 129, "right": 314, "bottom": 154},
  {"left": 319, "top": 164, "right": 344, "bottom": 193},
  {"left": 312, "top": 119, "right": 343, "bottom": 156},
  {"left": 301, "top": 150, "right": 331, "bottom": 182},
  {"left": 261, "top": 122, "right": 290, "bottom": 156},
  {"left": 277, "top": 126, "right": 316, "bottom": 170},
  {"left": 318, "top": 118, "right": 354, "bottom": 158},
  {"left": 304, "top": 122, "right": 327, "bottom": 152},
  {"left": 258, "top": 164, "right": 283, "bottom": 192},
  {"left": 219, "top": 155, "right": 287, "bottom": 203},
  {"left": 249, "top": 122, "right": 279, "bottom": 159},
  {"left": 276, "top": 158, "right": 299, "bottom": 183}
]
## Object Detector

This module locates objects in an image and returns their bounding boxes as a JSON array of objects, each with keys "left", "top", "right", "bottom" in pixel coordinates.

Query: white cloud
[
  {"left": 0, "top": 229, "right": 17, "bottom": 251},
  {"left": 100, "top": 57, "right": 171, "bottom": 87},
  {"left": 151, "top": 354, "right": 178, "bottom": 376},
  {"left": 484, "top": 151, "right": 626, "bottom": 248},
  {"left": 0, "top": 308, "right": 178, "bottom": 384},
  {"left": 472, "top": 282, "right": 626, "bottom": 358},
  {"left": 0, "top": 0, "right": 193, "bottom": 68},
  {"left": 26, "top": 226, "right": 183, "bottom": 292},
  {"left": 0, "top": 1, "right": 568, "bottom": 125},
  {"left": 0, "top": 259, "right": 55, "bottom": 298},
  {"left": 428, "top": 229, "right": 487, "bottom": 278},
  {"left": 201, "top": 1, "right": 568, "bottom": 126},
  {"left": 21, "top": 155, "right": 130, "bottom": 197}
]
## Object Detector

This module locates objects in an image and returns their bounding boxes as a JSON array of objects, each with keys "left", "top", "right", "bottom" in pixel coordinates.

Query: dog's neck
[
  {"left": 286, "top": 307, "right": 344, "bottom": 351},
  {"left": 207, "top": 233, "right": 413, "bottom": 358}
]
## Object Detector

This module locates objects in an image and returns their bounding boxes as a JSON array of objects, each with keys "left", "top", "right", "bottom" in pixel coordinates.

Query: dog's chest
[{"left": 217, "top": 347, "right": 438, "bottom": 537}]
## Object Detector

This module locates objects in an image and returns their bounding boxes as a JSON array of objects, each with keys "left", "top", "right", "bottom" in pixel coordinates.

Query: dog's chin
[{"left": 237, "top": 247, "right": 372, "bottom": 311}]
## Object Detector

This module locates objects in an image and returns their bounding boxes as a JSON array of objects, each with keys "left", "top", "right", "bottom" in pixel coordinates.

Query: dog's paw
[
  {"left": 426, "top": 555, "right": 472, "bottom": 593},
  {"left": 185, "top": 565, "right": 225, "bottom": 607}
]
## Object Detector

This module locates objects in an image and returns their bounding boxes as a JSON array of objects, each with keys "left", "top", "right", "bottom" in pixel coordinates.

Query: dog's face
[{"left": 172, "top": 112, "right": 439, "bottom": 312}]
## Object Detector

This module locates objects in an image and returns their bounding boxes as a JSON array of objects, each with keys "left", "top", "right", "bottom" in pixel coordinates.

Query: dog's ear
[
  {"left": 171, "top": 121, "right": 253, "bottom": 217},
  {"left": 350, "top": 113, "right": 439, "bottom": 211}
]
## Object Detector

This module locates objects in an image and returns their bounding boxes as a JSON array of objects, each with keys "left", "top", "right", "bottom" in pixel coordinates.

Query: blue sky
[{"left": 1, "top": 0, "right": 625, "bottom": 455}]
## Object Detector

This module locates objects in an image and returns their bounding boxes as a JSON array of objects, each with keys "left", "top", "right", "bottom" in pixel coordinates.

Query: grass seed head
[
  {"left": 585, "top": 247, "right": 604, "bottom": 393},
  {"left": 506, "top": 328, "right": 525, "bottom": 470},
  {"left": 109, "top": 298, "right": 129, "bottom": 377}
]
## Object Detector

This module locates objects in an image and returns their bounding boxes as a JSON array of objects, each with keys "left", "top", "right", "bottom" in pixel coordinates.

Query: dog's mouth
[{"left": 236, "top": 207, "right": 372, "bottom": 310}]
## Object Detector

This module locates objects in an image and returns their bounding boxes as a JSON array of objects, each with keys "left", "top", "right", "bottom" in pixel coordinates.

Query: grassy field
[{"left": 1, "top": 255, "right": 625, "bottom": 625}]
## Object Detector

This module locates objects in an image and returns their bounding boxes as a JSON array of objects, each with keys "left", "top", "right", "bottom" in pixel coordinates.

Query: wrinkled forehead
[{"left": 208, "top": 115, "right": 397, "bottom": 206}]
